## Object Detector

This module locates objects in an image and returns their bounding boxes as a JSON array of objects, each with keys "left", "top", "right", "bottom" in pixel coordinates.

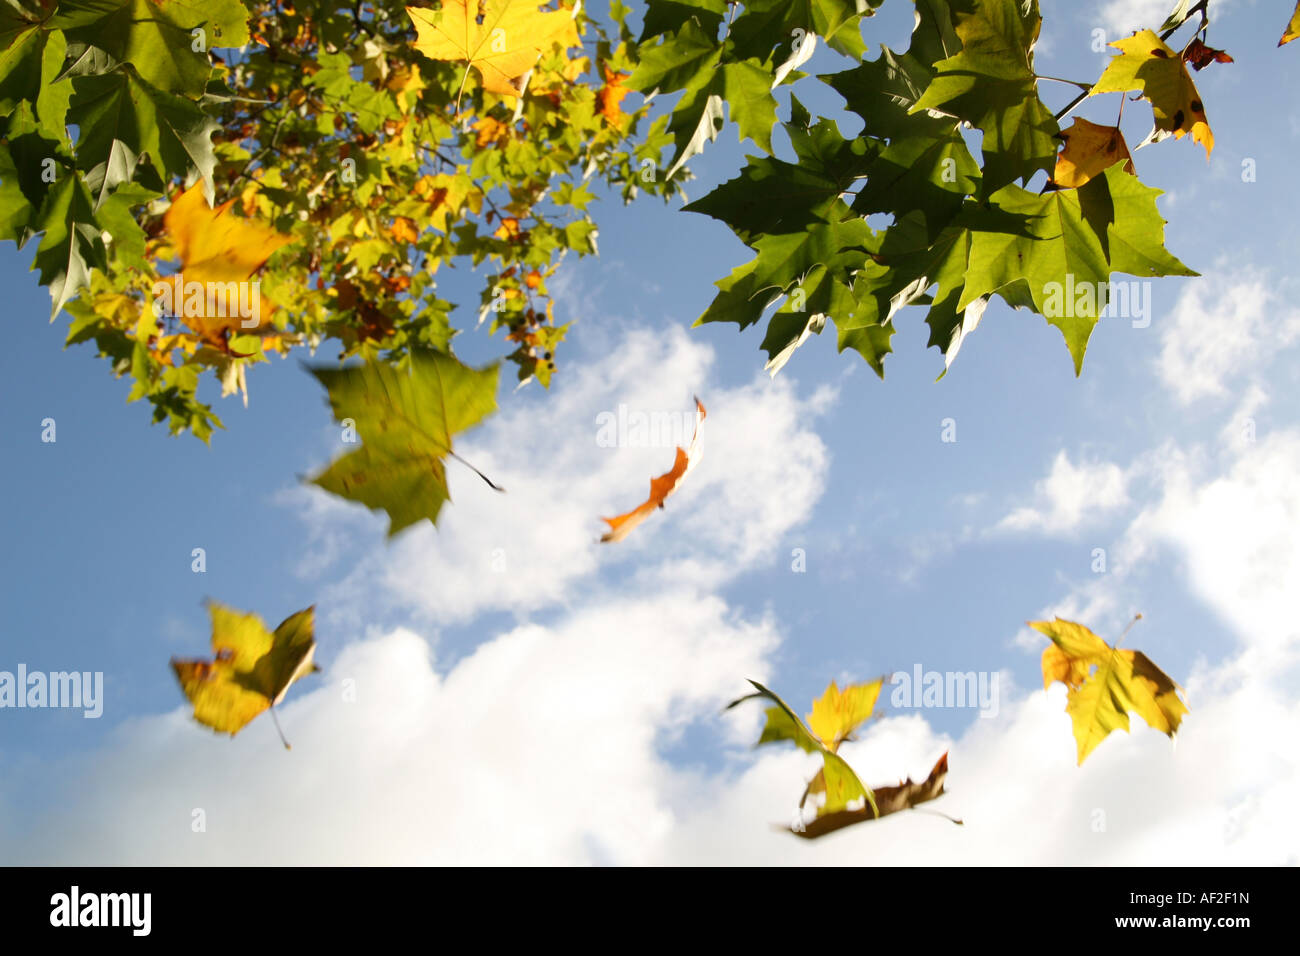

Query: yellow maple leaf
[
  {"left": 407, "top": 1, "right": 580, "bottom": 97},
  {"left": 1051, "top": 117, "right": 1134, "bottom": 189},
  {"left": 1030, "top": 617, "right": 1189, "bottom": 765},
  {"left": 806, "top": 678, "right": 883, "bottom": 751},
  {"left": 1089, "top": 29, "right": 1213, "bottom": 157},
  {"left": 171, "top": 603, "right": 320, "bottom": 745},
  {"left": 160, "top": 182, "right": 295, "bottom": 346},
  {"left": 1283, "top": 2, "right": 1300, "bottom": 45}
]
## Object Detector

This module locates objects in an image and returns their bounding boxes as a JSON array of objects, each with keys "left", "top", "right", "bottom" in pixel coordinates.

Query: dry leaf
[{"left": 599, "top": 396, "right": 706, "bottom": 543}]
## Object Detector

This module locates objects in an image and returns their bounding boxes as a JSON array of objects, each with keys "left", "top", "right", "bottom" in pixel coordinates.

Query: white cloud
[
  {"left": 1097, "top": 0, "right": 1240, "bottom": 35},
  {"left": 1123, "top": 430, "right": 1300, "bottom": 662},
  {"left": 1156, "top": 267, "right": 1300, "bottom": 405},
  {"left": 0, "top": 593, "right": 777, "bottom": 865},
  {"left": 1098, "top": 0, "right": 1178, "bottom": 34},
  {"left": 996, "top": 451, "right": 1130, "bottom": 535}
]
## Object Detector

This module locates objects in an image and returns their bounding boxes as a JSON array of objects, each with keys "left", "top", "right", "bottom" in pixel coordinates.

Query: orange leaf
[
  {"left": 599, "top": 397, "right": 706, "bottom": 543},
  {"left": 390, "top": 216, "right": 419, "bottom": 243},
  {"left": 1050, "top": 118, "right": 1134, "bottom": 189},
  {"left": 595, "top": 65, "right": 630, "bottom": 125}
]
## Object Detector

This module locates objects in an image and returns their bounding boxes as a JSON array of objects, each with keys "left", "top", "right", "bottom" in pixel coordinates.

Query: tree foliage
[
  {"left": 0, "top": 0, "right": 1286, "bottom": 445},
  {"left": 2, "top": 0, "right": 676, "bottom": 438}
]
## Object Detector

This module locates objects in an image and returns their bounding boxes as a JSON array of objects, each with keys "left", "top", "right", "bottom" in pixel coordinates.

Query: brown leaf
[
  {"left": 1181, "top": 38, "right": 1233, "bottom": 71},
  {"left": 791, "top": 752, "right": 957, "bottom": 839}
]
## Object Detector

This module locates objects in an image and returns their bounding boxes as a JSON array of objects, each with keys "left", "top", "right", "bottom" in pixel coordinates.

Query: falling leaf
[
  {"left": 728, "top": 679, "right": 879, "bottom": 819},
  {"left": 1181, "top": 38, "right": 1233, "bottom": 71},
  {"left": 307, "top": 350, "right": 503, "bottom": 535},
  {"left": 171, "top": 603, "right": 319, "bottom": 745},
  {"left": 160, "top": 182, "right": 295, "bottom": 346},
  {"left": 1030, "top": 616, "right": 1189, "bottom": 765},
  {"left": 1050, "top": 118, "right": 1134, "bottom": 189},
  {"left": 406, "top": 0, "right": 580, "bottom": 97},
  {"left": 1089, "top": 29, "right": 1213, "bottom": 157},
  {"left": 599, "top": 396, "right": 705, "bottom": 543},
  {"left": 790, "top": 752, "right": 956, "bottom": 838},
  {"left": 1280, "top": 3, "right": 1300, "bottom": 46},
  {"left": 806, "top": 678, "right": 883, "bottom": 751},
  {"left": 802, "top": 678, "right": 883, "bottom": 806}
]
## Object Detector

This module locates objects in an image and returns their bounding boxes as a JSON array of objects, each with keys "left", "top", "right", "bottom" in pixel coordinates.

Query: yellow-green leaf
[
  {"left": 1030, "top": 617, "right": 1189, "bottom": 765},
  {"left": 171, "top": 603, "right": 319, "bottom": 740},
  {"left": 1089, "top": 29, "right": 1213, "bottom": 157}
]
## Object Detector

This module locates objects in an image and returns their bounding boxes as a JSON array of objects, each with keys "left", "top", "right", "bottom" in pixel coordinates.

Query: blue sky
[{"left": 1, "top": 0, "right": 1299, "bottom": 863}]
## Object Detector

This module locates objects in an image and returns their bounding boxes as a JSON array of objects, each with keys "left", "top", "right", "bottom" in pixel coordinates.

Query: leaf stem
[
  {"left": 450, "top": 451, "right": 506, "bottom": 492},
  {"left": 1036, "top": 74, "right": 1092, "bottom": 90},
  {"left": 1116, "top": 612, "right": 1143, "bottom": 648},
  {"left": 269, "top": 705, "right": 292, "bottom": 750}
]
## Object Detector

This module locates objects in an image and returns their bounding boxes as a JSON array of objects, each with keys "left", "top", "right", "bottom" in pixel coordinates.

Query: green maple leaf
[
  {"left": 852, "top": 211, "right": 981, "bottom": 374},
  {"left": 659, "top": 56, "right": 778, "bottom": 177},
  {"left": 0, "top": 143, "right": 32, "bottom": 244},
  {"left": 728, "top": 0, "right": 878, "bottom": 61},
  {"left": 960, "top": 165, "right": 1196, "bottom": 372},
  {"left": 94, "top": 180, "right": 156, "bottom": 267},
  {"left": 638, "top": 0, "right": 727, "bottom": 43},
  {"left": 686, "top": 108, "right": 869, "bottom": 242},
  {"left": 31, "top": 173, "right": 105, "bottom": 319},
  {"left": 717, "top": 60, "right": 778, "bottom": 155},
  {"left": 911, "top": 0, "right": 1058, "bottom": 196},
  {"left": 684, "top": 153, "right": 855, "bottom": 242},
  {"left": 307, "top": 351, "right": 502, "bottom": 536},
  {"left": 834, "top": 314, "right": 895, "bottom": 378},
  {"left": 696, "top": 217, "right": 871, "bottom": 330},
  {"left": 54, "top": 0, "right": 250, "bottom": 97},
  {"left": 627, "top": 17, "right": 720, "bottom": 94},
  {"left": 68, "top": 66, "right": 219, "bottom": 208},
  {"left": 1, "top": 22, "right": 71, "bottom": 141},
  {"left": 0, "top": 10, "right": 45, "bottom": 116},
  {"left": 824, "top": 46, "right": 979, "bottom": 240},
  {"left": 761, "top": 308, "right": 826, "bottom": 377}
]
